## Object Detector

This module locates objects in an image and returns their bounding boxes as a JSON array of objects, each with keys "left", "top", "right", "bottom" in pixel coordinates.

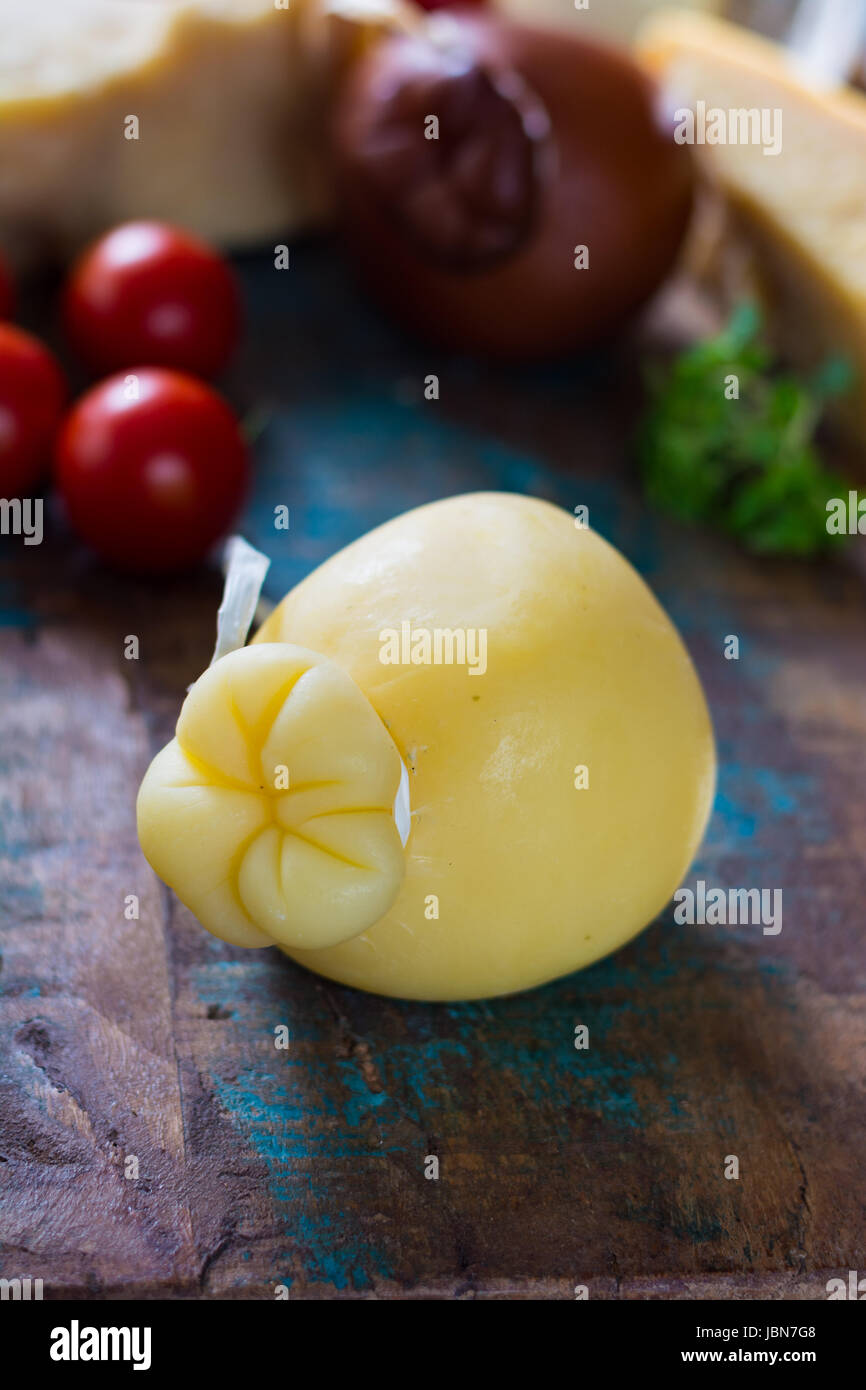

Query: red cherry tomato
[
  {"left": 63, "top": 221, "right": 241, "bottom": 378},
  {"left": 54, "top": 368, "right": 249, "bottom": 573},
  {"left": 0, "top": 251, "right": 14, "bottom": 319},
  {"left": 0, "top": 324, "right": 66, "bottom": 496}
]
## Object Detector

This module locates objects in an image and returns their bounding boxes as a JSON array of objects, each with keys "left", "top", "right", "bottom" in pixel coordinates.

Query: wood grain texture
[{"left": 1, "top": 244, "right": 864, "bottom": 1298}]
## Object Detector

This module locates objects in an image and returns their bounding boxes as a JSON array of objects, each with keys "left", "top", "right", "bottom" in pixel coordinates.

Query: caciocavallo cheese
[{"left": 0, "top": 0, "right": 412, "bottom": 265}]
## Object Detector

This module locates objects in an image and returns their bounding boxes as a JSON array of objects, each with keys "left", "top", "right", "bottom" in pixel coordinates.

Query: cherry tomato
[
  {"left": 54, "top": 368, "right": 249, "bottom": 573},
  {"left": 63, "top": 221, "right": 241, "bottom": 378},
  {"left": 0, "top": 251, "right": 14, "bottom": 319},
  {"left": 0, "top": 324, "right": 66, "bottom": 496}
]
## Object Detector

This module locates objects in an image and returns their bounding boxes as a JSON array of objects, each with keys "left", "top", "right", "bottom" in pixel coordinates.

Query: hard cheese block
[
  {"left": 0, "top": 0, "right": 409, "bottom": 264},
  {"left": 251, "top": 493, "right": 716, "bottom": 1001},
  {"left": 497, "top": 0, "right": 721, "bottom": 43},
  {"left": 637, "top": 9, "right": 866, "bottom": 445}
]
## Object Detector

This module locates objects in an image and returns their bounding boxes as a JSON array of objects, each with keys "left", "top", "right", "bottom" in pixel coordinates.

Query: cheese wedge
[
  {"left": 0, "top": 0, "right": 411, "bottom": 265},
  {"left": 637, "top": 9, "right": 866, "bottom": 445},
  {"left": 498, "top": 0, "right": 721, "bottom": 44}
]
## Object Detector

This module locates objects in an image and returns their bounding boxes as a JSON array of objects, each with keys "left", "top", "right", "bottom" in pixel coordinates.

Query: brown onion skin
[{"left": 332, "top": 13, "right": 694, "bottom": 358}]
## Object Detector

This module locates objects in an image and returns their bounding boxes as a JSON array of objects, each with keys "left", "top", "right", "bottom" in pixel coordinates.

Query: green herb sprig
[{"left": 637, "top": 303, "right": 853, "bottom": 556}]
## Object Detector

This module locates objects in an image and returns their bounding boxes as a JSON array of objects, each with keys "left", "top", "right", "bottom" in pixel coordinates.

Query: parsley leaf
[{"left": 637, "top": 304, "right": 853, "bottom": 556}]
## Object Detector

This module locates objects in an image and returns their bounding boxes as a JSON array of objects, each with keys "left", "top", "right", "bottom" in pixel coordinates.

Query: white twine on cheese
[{"left": 210, "top": 535, "right": 271, "bottom": 668}]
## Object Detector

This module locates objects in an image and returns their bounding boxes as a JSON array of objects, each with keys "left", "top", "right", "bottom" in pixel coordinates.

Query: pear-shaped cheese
[
  {"left": 137, "top": 643, "right": 406, "bottom": 950},
  {"left": 255, "top": 492, "right": 716, "bottom": 1000}
]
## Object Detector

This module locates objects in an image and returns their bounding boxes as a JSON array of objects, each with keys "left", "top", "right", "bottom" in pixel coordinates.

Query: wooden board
[{"left": 1, "top": 243, "right": 865, "bottom": 1298}]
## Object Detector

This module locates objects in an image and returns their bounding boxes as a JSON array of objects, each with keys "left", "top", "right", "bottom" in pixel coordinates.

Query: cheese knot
[{"left": 136, "top": 643, "right": 407, "bottom": 949}]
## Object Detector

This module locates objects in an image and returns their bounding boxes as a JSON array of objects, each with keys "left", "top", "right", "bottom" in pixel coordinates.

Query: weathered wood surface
[{"left": 1, "top": 244, "right": 865, "bottom": 1298}]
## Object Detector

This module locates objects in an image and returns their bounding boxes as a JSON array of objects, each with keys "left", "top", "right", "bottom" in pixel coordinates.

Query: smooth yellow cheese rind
[
  {"left": 136, "top": 643, "right": 406, "bottom": 951},
  {"left": 255, "top": 492, "right": 716, "bottom": 1001}
]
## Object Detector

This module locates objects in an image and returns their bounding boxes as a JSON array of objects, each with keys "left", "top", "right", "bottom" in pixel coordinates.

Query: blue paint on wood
[{"left": 0, "top": 575, "right": 36, "bottom": 629}]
